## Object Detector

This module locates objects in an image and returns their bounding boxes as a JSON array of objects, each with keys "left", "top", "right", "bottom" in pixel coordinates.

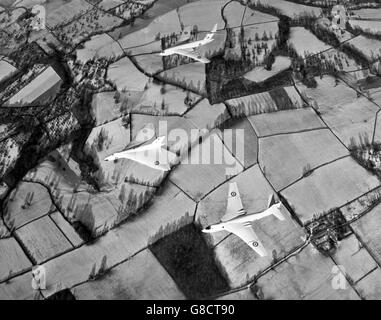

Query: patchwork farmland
[{"left": 2, "top": 0, "right": 381, "bottom": 301}]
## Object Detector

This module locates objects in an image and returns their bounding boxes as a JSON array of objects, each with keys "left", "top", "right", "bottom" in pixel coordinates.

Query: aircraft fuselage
[
  {"left": 203, "top": 203, "right": 282, "bottom": 233},
  {"left": 160, "top": 38, "right": 214, "bottom": 56}
]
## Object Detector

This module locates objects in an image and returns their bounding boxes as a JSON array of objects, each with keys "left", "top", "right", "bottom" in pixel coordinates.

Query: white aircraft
[
  {"left": 104, "top": 123, "right": 177, "bottom": 171},
  {"left": 159, "top": 24, "right": 218, "bottom": 63},
  {"left": 202, "top": 182, "right": 286, "bottom": 257}
]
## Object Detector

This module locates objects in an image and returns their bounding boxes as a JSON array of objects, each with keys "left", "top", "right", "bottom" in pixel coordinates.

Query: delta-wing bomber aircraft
[
  {"left": 202, "top": 182, "right": 286, "bottom": 257},
  {"left": 104, "top": 123, "right": 178, "bottom": 171},
  {"left": 159, "top": 24, "right": 218, "bottom": 63}
]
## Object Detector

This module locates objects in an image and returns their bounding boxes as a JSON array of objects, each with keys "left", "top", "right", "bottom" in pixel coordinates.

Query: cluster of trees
[
  {"left": 118, "top": 97, "right": 130, "bottom": 115},
  {"left": 112, "top": 2, "right": 146, "bottom": 20},
  {"left": 324, "top": 50, "right": 350, "bottom": 70},
  {"left": 0, "top": 64, "right": 46, "bottom": 104},
  {"left": 54, "top": 7, "right": 90, "bottom": 30},
  {"left": 346, "top": 0, "right": 381, "bottom": 10},
  {"left": 161, "top": 25, "right": 200, "bottom": 49},
  {"left": 116, "top": 185, "right": 154, "bottom": 225},
  {"left": 303, "top": 50, "right": 347, "bottom": 77},
  {"left": 136, "top": 99, "right": 169, "bottom": 114},
  {"left": 363, "top": 187, "right": 381, "bottom": 209},
  {"left": 44, "top": 112, "right": 80, "bottom": 148},
  {"left": 208, "top": 55, "right": 255, "bottom": 79},
  {"left": 291, "top": 12, "right": 320, "bottom": 31},
  {"left": 66, "top": 192, "right": 78, "bottom": 214},
  {"left": 88, "top": 255, "right": 108, "bottom": 281},
  {"left": 56, "top": 7, "right": 126, "bottom": 47},
  {"left": 292, "top": 55, "right": 317, "bottom": 87},
  {"left": 308, "top": 208, "right": 350, "bottom": 255},
  {"left": 225, "top": 23, "right": 277, "bottom": 66},
  {"left": 74, "top": 57, "right": 110, "bottom": 91},
  {"left": 223, "top": 8, "right": 292, "bottom": 78},
  {"left": 246, "top": 41, "right": 272, "bottom": 62},
  {"left": 43, "top": 170, "right": 62, "bottom": 191},
  {"left": 248, "top": 0, "right": 284, "bottom": 18},
  {"left": 7, "top": 41, "right": 48, "bottom": 69},
  {"left": 302, "top": 163, "right": 312, "bottom": 177},
  {"left": 93, "top": 128, "right": 111, "bottom": 152},
  {"left": 211, "top": 109, "right": 231, "bottom": 130},
  {"left": 227, "top": 86, "right": 297, "bottom": 118},
  {"left": 0, "top": 7, "right": 36, "bottom": 49},
  {"left": 148, "top": 211, "right": 193, "bottom": 245},
  {"left": 0, "top": 144, "right": 14, "bottom": 178},
  {"left": 121, "top": 113, "right": 130, "bottom": 129},
  {"left": 341, "top": 43, "right": 372, "bottom": 67},
  {"left": 251, "top": 284, "right": 265, "bottom": 300},
  {"left": 253, "top": 30, "right": 275, "bottom": 42},
  {"left": 282, "top": 0, "right": 335, "bottom": 8},
  {"left": 159, "top": 72, "right": 205, "bottom": 95},
  {"left": 3, "top": 212, "right": 15, "bottom": 233},
  {"left": 184, "top": 91, "right": 198, "bottom": 107},
  {"left": 161, "top": 26, "right": 200, "bottom": 69},
  {"left": 348, "top": 133, "right": 381, "bottom": 181},
  {"left": 292, "top": 13, "right": 372, "bottom": 69},
  {"left": 75, "top": 201, "right": 96, "bottom": 236},
  {"left": 21, "top": 191, "right": 35, "bottom": 209},
  {"left": 346, "top": 20, "right": 381, "bottom": 42},
  {"left": 124, "top": 173, "right": 160, "bottom": 187},
  {"left": 0, "top": 222, "right": 11, "bottom": 239},
  {"left": 207, "top": 53, "right": 293, "bottom": 103},
  {"left": 284, "top": 14, "right": 364, "bottom": 87},
  {"left": 224, "top": 26, "right": 236, "bottom": 50}
]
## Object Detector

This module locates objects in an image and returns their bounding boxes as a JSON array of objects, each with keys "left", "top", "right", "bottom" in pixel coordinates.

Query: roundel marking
[
  {"left": 231, "top": 191, "right": 237, "bottom": 197},
  {"left": 252, "top": 241, "right": 259, "bottom": 247},
  {"left": 154, "top": 160, "right": 160, "bottom": 165}
]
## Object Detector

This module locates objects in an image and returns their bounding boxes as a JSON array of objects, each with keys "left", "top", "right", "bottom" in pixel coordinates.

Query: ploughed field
[{"left": 2, "top": 0, "right": 381, "bottom": 301}]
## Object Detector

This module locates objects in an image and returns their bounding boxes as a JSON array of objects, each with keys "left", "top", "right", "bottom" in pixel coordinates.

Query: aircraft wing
[
  {"left": 126, "top": 123, "right": 156, "bottom": 150},
  {"left": 151, "top": 136, "right": 166, "bottom": 147},
  {"left": 221, "top": 182, "right": 245, "bottom": 222},
  {"left": 224, "top": 223, "right": 267, "bottom": 257},
  {"left": 171, "top": 48, "right": 210, "bottom": 63},
  {"left": 135, "top": 123, "right": 155, "bottom": 142},
  {"left": 203, "top": 23, "right": 218, "bottom": 41},
  {"left": 123, "top": 146, "right": 177, "bottom": 171}
]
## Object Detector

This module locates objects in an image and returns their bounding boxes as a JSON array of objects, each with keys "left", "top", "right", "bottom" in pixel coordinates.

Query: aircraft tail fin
[
  {"left": 267, "top": 193, "right": 276, "bottom": 208},
  {"left": 204, "top": 24, "right": 218, "bottom": 41}
]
